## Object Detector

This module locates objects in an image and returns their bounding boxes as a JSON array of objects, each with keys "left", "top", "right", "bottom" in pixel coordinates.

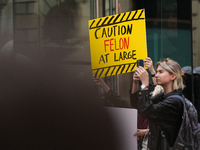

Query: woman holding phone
[{"left": 131, "top": 58, "right": 184, "bottom": 150}]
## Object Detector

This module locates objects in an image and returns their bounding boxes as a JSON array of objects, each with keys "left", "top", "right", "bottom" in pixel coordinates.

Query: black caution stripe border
[
  {"left": 89, "top": 9, "right": 144, "bottom": 30},
  {"left": 93, "top": 62, "right": 137, "bottom": 78}
]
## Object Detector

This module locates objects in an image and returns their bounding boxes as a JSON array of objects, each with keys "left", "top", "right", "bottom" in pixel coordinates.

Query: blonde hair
[{"left": 155, "top": 58, "right": 185, "bottom": 90}]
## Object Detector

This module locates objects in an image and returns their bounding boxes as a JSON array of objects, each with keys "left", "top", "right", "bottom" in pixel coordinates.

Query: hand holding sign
[{"left": 89, "top": 9, "right": 148, "bottom": 78}]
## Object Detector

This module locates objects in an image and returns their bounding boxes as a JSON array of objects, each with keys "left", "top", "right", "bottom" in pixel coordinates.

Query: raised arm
[
  {"left": 131, "top": 72, "right": 140, "bottom": 94},
  {"left": 144, "top": 57, "right": 156, "bottom": 85},
  {"left": 92, "top": 74, "right": 131, "bottom": 108},
  {"left": 92, "top": 74, "right": 110, "bottom": 93}
]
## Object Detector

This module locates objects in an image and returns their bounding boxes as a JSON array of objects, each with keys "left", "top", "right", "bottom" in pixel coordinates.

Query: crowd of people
[{"left": 92, "top": 57, "right": 193, "bottom": 150}]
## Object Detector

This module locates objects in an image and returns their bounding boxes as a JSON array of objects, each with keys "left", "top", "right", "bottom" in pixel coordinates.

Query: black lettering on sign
[
  {"left": 114, "top": 50, "right": 137, "bottom": 62},
  {"left": 99, "top": 53, "right": 110, "bottom": 64},
  {"left": 100, "top": 24, "right": 133, "bottom": 39}
]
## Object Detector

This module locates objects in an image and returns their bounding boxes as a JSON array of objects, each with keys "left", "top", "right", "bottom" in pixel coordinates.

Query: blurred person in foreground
[{"left": 0, "top": 58, "right": 118, "bottom": 150}]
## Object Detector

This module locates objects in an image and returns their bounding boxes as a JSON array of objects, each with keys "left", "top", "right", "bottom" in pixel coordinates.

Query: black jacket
[{"left": 130, "top": 87, "right": 183, "bottom": 150}]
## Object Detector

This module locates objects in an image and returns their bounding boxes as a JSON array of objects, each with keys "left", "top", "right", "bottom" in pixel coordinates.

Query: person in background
[
  {"left": 181, "top": 66, "right": 192, "bottom": 101},
  {"left": 193, "top": 67, "right": 200, "bottom": 122},
  {"left": 131, "top": 58, "right": 184, "bottom": 150}
]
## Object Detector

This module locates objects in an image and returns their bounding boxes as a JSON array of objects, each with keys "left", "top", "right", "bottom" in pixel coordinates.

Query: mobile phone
[{"left": 137, "top": 59, "right": 144, "bottom": 67}]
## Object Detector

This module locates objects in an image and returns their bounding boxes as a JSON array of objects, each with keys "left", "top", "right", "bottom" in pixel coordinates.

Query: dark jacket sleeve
[
  {"left": 135, "top": 90, "right": 183, "bottom": 123},
  {"left": 131, "top": 88, "right": 184, "bottom": 147},
  {"left": 105, "top": 90, "right": 132, "bottom": 108},
  {"left": 130, "top": 86, "right": 154, "bottom": 109}
]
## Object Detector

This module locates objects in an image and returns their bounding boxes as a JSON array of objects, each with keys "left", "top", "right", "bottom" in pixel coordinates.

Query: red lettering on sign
[
  {"left": 104, "top": 37, "right": 129, "bottom": 52},
  {"left": 104, "top": 39, "right": 109, "bottom": 52},
  {"left": 114, "top": 38, "right": 119, "bottom": 50},
  {"left": 110, "top": 38, "right": 114, "bottom": 51}
]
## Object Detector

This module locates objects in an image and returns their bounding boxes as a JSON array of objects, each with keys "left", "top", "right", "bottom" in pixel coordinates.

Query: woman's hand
[
  {"left": 135, "top": 67, "right": 149, "bottom": 87},
  {"left": 144, "top": 57, "right": 156, "bottom": 75},
  {"left": 144, "top": 57, "right": 157, "bottom": 85},
  {"left": 133, "top": 72, "right": 140, "bottom": 81}
]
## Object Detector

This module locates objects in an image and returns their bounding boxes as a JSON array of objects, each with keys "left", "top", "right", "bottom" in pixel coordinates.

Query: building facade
[{"left": 0, "top": 0, "right": 200, "bottom": 121}]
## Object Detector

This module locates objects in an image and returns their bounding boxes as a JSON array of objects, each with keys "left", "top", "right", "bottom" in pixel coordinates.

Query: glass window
[{"left": 192, "top": 0, "right": 200, "bottom": 122}]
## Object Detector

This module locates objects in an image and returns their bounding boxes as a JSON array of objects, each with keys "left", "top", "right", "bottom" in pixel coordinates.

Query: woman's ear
[{"left": 171, "top": 73, "right": 176, "bottom": 81}]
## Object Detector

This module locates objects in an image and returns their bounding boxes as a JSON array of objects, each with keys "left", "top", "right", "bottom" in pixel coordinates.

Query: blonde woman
[{"left": 131, "top": 58, "right": 184, "bottom": 150}]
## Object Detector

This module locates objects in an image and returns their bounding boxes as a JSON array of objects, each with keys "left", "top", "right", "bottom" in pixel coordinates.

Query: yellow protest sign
[{"left": 88, "top": 9, "right": 147, "bottom": 78}]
